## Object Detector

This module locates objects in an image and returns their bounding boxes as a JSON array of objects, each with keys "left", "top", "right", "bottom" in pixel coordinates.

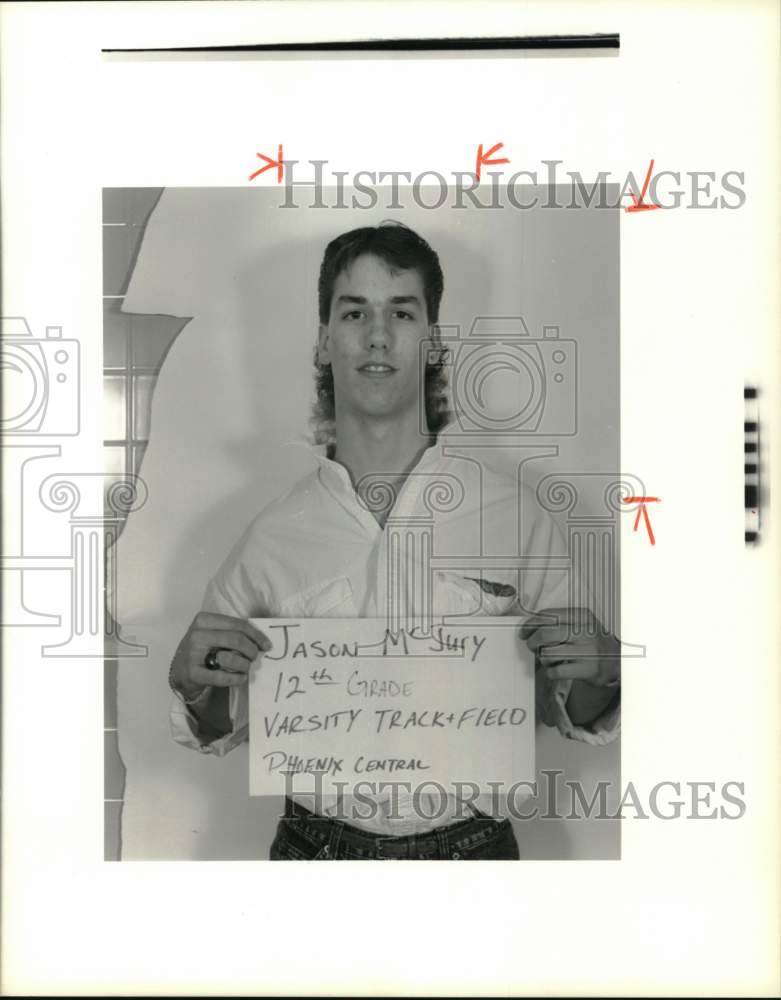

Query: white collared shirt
[{"left": 170, "top": 434, "right": 620, "bottom": 834}]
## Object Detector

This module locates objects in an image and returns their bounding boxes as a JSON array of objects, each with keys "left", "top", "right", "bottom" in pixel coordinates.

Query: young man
[{"left": 168, "top": 222, "right": 621, "bottom": 860}]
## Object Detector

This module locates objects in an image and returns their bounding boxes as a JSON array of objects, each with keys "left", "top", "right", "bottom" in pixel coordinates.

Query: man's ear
[{"left": 317, "top": 324, "right": 331, "bottom": 366}]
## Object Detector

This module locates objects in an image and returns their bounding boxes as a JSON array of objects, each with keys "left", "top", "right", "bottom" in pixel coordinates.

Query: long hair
[{"left": 311, "top": 222, "right": 451, "bottom": 446}]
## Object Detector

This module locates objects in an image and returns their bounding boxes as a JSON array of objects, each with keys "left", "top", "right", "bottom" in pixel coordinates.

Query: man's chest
[{"left": 263, "top": 506, "right": 519, "bottom": 621}]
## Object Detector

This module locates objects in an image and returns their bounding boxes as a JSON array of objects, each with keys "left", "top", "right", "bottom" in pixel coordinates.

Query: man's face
[{"left": 318, "top": 253, "right": 433, "bottom": 424}]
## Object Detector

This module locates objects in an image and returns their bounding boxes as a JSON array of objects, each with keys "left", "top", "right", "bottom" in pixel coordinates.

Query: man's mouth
[{"left": 357, "top": 363, "right": 397, "bottom": 376}]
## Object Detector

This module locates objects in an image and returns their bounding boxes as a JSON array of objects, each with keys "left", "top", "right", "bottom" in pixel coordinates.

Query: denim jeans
[{"left": 269, "top": 799, "right": 520, "bottom": 860}]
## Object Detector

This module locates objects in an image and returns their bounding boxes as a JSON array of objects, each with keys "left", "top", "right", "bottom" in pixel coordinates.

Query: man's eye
[
  {"left": 343, "top": 311, "right": 364, "bottom": 320},
  {"left": 393, "top": 310, "right": 414, "bottom": 320}
]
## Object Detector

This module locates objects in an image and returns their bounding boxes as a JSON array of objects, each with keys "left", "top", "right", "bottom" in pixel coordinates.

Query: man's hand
[
  {"left": 170, "top": 612, "right": 272, "bottom": 701},
  {"left": 520, "top": 606, "right": 620, "bottom": 687}
]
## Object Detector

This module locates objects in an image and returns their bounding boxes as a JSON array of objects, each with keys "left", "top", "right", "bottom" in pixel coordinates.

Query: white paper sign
[{"left": 248, "top": 617, "right": 534, "bottom": 796}]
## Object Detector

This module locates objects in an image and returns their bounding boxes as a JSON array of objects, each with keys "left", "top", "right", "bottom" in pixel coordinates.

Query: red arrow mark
[
  {"left": 249, "top": 144, "right": 284, "bottom": 183},
  {"left": 625, "top": 158, "right": 662, "bottom": 213},
  {"left": 475, "top": 142, "right": 510, "bottom": 181},
  {"left": 622, "top": 496, "right": 661, "bottom": 545}
]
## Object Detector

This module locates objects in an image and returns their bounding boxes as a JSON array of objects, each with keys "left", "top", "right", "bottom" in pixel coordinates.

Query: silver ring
[{"left": 204, "top": 647, "right": 222, "bottom": 671}]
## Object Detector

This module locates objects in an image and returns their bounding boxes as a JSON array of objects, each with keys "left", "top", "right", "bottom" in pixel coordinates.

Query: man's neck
[{"left": 332, "top": 409, "right": 433, "bottom": 490}]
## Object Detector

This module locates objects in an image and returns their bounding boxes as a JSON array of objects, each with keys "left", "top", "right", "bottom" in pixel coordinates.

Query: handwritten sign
[{"left": 248, "top": 617, "right": 534, "bottom": 796}]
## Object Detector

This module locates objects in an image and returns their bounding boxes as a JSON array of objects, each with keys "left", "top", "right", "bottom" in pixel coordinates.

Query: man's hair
[{"left": 312, "top": 221, "right": 450, "bottom": 445}]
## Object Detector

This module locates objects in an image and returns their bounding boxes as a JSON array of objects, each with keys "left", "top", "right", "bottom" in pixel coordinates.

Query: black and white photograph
[{"left": 107, "top": 184, "right": 623, "bottom": 861}]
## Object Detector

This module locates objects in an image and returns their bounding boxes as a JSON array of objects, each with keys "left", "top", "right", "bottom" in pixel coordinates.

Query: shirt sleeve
[
  {"left": 535, "top": 672, "right": 621, "bottom": 747},
  {"left": 520, "top": 500, "right": 621, "bottom": 747},
  {"left": 169, "top": 532, "right": 267, "bottom": 757},
  {"left": 169, "top": 682, "right": 249, "bottom": 757}
]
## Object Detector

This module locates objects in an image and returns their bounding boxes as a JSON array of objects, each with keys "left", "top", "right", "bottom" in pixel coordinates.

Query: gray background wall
[{"left": 103, "top": 188, "right": 184, "bottom": 859}]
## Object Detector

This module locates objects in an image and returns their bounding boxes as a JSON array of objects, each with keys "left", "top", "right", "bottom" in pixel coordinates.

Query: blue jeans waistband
[{"left": 279, "top": 797, "right": 515, "bottom": 860}]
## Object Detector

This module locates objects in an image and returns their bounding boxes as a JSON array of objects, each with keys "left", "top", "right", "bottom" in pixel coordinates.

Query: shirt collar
[{"left": 303, "top": 424, "right": 456, "bottom": 497}]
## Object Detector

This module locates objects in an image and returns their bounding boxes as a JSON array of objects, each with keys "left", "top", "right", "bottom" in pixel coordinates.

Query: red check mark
[
  {"left": 475, "top": 142, "right": 510, "bottom": 181},
  {"left": 249, "top": 144, "right": 284, "bottom": 183},
  {"left": 622, "top": 496, "right": 661, "bottom": 545},
  {"left": 625, "top": 158, "right": 662, "bottom": 212}
]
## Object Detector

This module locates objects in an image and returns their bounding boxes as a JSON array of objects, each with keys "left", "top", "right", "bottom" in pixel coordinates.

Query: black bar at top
[{"left": 103, "top": 34, "right": 620, "bottom": 54}]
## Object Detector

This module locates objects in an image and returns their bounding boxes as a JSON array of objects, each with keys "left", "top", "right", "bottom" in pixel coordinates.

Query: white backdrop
[
  {"left": 115, "top": 186, "right": 621, "bottom": 859},
  {"left": 3, "top": 2, "right": 778, "bottom": 993}
]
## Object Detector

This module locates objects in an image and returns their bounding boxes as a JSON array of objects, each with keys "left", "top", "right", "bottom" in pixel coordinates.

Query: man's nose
[{"left": 366, "top": 313, "right": 391, "bottom": 350}]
